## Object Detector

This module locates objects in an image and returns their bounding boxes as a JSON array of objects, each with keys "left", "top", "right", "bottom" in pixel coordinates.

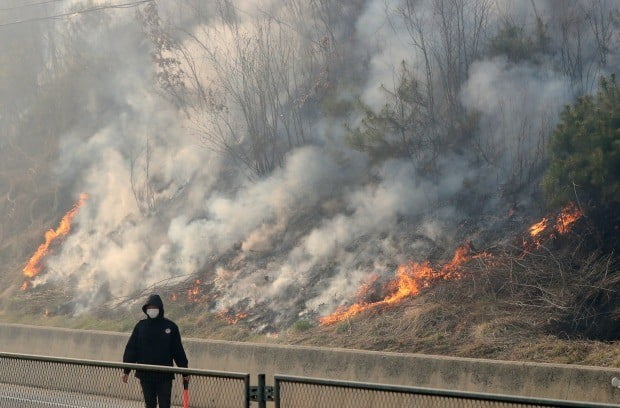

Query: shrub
[
  {"left": 291, "top": 319, "right": 314, "bottom": 332},
  {"left": 543, "top": 75, "right": 620, "bottom": 207},
  {"left": 543, "top": 74, "right": 620, "bottom": 251}
]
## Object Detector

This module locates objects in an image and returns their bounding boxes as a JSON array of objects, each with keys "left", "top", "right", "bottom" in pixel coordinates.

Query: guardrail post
[
  {"left": 273, "top": 377, "right": 280, "bottom": 408},
  {"left": 250, "top": 373, "right": 273, "bottom": 407},
  {"left": 258, "top": 374, "right": 266, "bottom": 408}
]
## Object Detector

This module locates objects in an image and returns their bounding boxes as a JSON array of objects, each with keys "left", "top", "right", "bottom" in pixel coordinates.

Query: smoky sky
[{"left": 6, "top": 0, "right": 617, "bottom": 323}]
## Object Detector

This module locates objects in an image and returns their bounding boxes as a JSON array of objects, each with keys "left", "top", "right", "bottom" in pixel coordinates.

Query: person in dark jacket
[{"left": 122, "top": 294, "right": 189, "bottom": 408}]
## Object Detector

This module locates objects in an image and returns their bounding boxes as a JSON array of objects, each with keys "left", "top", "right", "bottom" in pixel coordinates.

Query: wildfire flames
[
  {"left": 554, "top": 202, "right": 582, "bottom": 234},
  {"left": 529, "top": 218, "right": 549, "bottom": 237},
  {"left": 528, "top": 202, "right": 583, "bottom": 248},
  {"left": 319, "top": 244, "right": 488, "bottom": 325},
  {"left": 167, "top": 282, "right": 201, "bottom": 302},
  {"left": 320, "top": 202, "right": 583, "bottom": 326},
  {"left": 216, "top": 309, "right": 249, "bottom": 325},
  {"left": 21, "top": 193, "right": 88, "bottom": 290},
  {"left": 170, "top": 279, "right": 250, "bottom": 325},
  {"left": 187, "top": 279, "right": 202, "bottom": 302},
  {"left": 18, "top": 195, "right": 582, "bottom": 329}
]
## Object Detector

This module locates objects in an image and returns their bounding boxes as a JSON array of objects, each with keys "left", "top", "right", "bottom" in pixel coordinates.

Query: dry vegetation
[
  {"left": 280, "top": 234, "right": 620, "bottom": 367},
  {"left": 1, "top": 120, "right": 617, "bottom": 366},
  {"left": 3, "top": 225, "right": 618, "bottom": 368},
  {"left": 1, "top": 0, "right": 618, "bottom": 370},
  {"left": 0, "top": 134, "right": 64, "bottom": 304}
]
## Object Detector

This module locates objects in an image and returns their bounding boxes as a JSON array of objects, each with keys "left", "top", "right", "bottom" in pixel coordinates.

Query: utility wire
[
  {"left": 0, "top": 0, "right": 67, "bottom": 12},
  {"left": 0, "top": 0, "right": 152, "bottom": 28}
]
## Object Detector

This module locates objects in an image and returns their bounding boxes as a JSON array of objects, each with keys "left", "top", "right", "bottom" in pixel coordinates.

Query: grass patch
[{"left": 291, "top": 319, "right": 314, "bottom": 332}]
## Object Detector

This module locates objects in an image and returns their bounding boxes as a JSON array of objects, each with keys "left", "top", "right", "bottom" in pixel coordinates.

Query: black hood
[{"left": 142, "top": 294, "right": 164, "bottom": 318}]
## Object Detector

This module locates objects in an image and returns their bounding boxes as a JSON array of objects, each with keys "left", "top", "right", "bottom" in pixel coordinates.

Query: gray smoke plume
[{"left": 10, "top": 0, "right": 617, "bottom": 325}]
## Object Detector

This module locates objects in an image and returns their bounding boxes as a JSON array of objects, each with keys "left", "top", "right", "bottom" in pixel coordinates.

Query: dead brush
[{"left": 429, "top": 235, "right": 619, "bottom": 342}]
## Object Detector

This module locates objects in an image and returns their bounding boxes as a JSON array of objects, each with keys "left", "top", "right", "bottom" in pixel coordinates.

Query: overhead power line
[
  {"left": 0, "top": 0, "right": 152, "bottom": 28},
  {"left": 0, "top": 0, "right": 68, "bottom": 13}
]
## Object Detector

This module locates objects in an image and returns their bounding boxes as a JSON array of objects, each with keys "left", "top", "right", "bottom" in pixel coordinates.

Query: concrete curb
[{"left": 0, "top": 323, "right": 619, "bottom": 404}]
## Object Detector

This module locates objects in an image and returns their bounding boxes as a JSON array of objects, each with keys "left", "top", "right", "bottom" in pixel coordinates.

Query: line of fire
[
  {"left": 20, "top": 195, "right": 583, "bottom": 328},
  {"left": 20, "top": 193, "right": 89, "bottom": 291}
]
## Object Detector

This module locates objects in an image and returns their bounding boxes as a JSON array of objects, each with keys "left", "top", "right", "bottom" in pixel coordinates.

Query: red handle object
[{"left": 183, "top": 379, "right": 189, "bottom": 408}]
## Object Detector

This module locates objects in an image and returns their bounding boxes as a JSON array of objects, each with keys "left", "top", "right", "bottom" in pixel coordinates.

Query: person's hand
[
  {"left": 122, "top": 374, "right": 129, "bottom": 384},
  {"left": 183, "top": 375, "right": 190, "bottom": 383}
]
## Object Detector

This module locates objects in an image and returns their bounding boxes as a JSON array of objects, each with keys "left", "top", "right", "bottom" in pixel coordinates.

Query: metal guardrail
[
  {"left": 0, "top": 352, "right": 250, "bottom": 407},
  {"left": 2, "top": 352, "right": 618, "bottom": 407},
  {"left": 273, "top": 375, "right": 620, "bottom": 408}
]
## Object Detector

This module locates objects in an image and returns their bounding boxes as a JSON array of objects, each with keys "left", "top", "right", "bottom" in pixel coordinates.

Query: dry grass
[
  {"left": 279, "top": 237, "right": 620, "bottom": 367},
  {"left": 2, "top": 179, "right": 618, "bottom": 368},
  {"left": 1, "top": 53, "right": 618, "bottom": 369},
  {"left": 3, "top": 262, "right": 619, "bottom": 368}
]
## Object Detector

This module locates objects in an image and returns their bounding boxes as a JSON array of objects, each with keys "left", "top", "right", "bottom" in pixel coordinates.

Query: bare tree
[
  {"left": 584, "top": 0, "right": 619, "bottom": 66},
  {"left": 548, "top": 0, "right": 618, "bottom": 93},
  {"left": 130, "top": 135, "right": 156, "bottom": 216},
  {"left": 175, "top": 0, "right": 339, "bottom": 177},
  {"left": 400, "top": 0, "right": 491, "bottom": 139},
  {"left": 137, "top": 0, "right": 366, "bottom": 177}
]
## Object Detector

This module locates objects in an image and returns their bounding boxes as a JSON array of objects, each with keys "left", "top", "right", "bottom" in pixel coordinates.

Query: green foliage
[
  {"left": 489, "top": 20, "right": 550, "bottom": 63},
  {"left": 542, "top": 75, "right": 620, "bottom": 207},
  {"left": 291, "top": 319, "right": 314, "bottom": 332},
  {"left": 321, "top": 91, "right": 355, "bottom": 118},
  {"left": 345, "top": 62, "right": 433, "bottom": 166}
]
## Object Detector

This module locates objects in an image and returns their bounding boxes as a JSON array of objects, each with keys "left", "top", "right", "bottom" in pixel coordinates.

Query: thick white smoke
[
  {"left": 20, "top": 0, "right": 618, "bottom": 325},
  {"left": 461, "top": 59, "right": 573, "bottom": 185}
]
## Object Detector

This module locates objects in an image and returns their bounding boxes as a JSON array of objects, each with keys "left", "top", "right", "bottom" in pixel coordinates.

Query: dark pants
[{"left": 140, "top": 378, "right": 172, "bottom": 408}]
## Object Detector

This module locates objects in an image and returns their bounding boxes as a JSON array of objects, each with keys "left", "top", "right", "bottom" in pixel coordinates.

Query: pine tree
[
  {"left": 543, "top": 74, "right": 620, "bottom": 251},
  {"left": 543, "top": 75, "right": 620, "bottom": 207}
]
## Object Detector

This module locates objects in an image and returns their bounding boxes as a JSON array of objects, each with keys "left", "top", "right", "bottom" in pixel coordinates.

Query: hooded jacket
[{"left": 123, "top": 294, "right": 188, "bottom": 380}]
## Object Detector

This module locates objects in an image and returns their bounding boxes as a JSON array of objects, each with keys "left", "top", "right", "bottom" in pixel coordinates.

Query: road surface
[{"left": 0, "top": 383, "right": 165, "bottom": 407}]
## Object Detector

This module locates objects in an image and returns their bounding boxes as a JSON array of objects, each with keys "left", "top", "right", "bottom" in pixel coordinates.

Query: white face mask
[{"left": 146, "top": 309, "right": 159, "bottom": 319}]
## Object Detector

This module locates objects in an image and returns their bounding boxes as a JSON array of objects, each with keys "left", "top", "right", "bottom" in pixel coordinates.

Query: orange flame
[
  {"left": 187, "top": 279, "right": 202, "bottom": 302},
  {"left": 216, "top": 309, "right": 249, "bottom": 324},
  {"left": 354, "top": 274, "right": 379, "bottom": 301},
  {"left": 555, "top": 202, "right": 582, "bottom": 234},
  {"left": 321, "top": 203, "right": 582, "bottom": 326},
  {"left": 22, "top": 193, "right": 88, "bottom": 285},
  {"left": 319, "top": 244, "right": 483, "bottom": 325},
  {"left": 525, "top": 202, "right": 583, "bottom": 249},
  {"left": 529, "top": 217, "right": 548, "bottom": 237}
]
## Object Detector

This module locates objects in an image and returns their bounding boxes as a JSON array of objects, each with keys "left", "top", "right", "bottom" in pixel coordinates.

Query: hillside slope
[{"left": 0, "top": 0, "right": 619, "bottom": 367}]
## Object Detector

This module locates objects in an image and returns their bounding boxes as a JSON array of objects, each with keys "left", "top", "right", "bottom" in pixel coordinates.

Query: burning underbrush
[
  {"left": 313, "top": 203, "right": 589, "bottom": 328},
  {"left": 20, "top": 194, "right": 89, "bottom": 291},
  {"left": 9, "top": 200, "right": 620, "bottom": 365},
  {"left": 284, "top": 237, "right": 620, "bottom": 365},
  {"left": 278, "top": 203, "right": 619, "bottom": 364}
]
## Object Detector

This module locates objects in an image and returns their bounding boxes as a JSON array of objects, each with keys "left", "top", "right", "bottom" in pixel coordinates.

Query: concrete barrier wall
[{"left": 0, "top": 323, "right": 619, "bottom": 404}]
